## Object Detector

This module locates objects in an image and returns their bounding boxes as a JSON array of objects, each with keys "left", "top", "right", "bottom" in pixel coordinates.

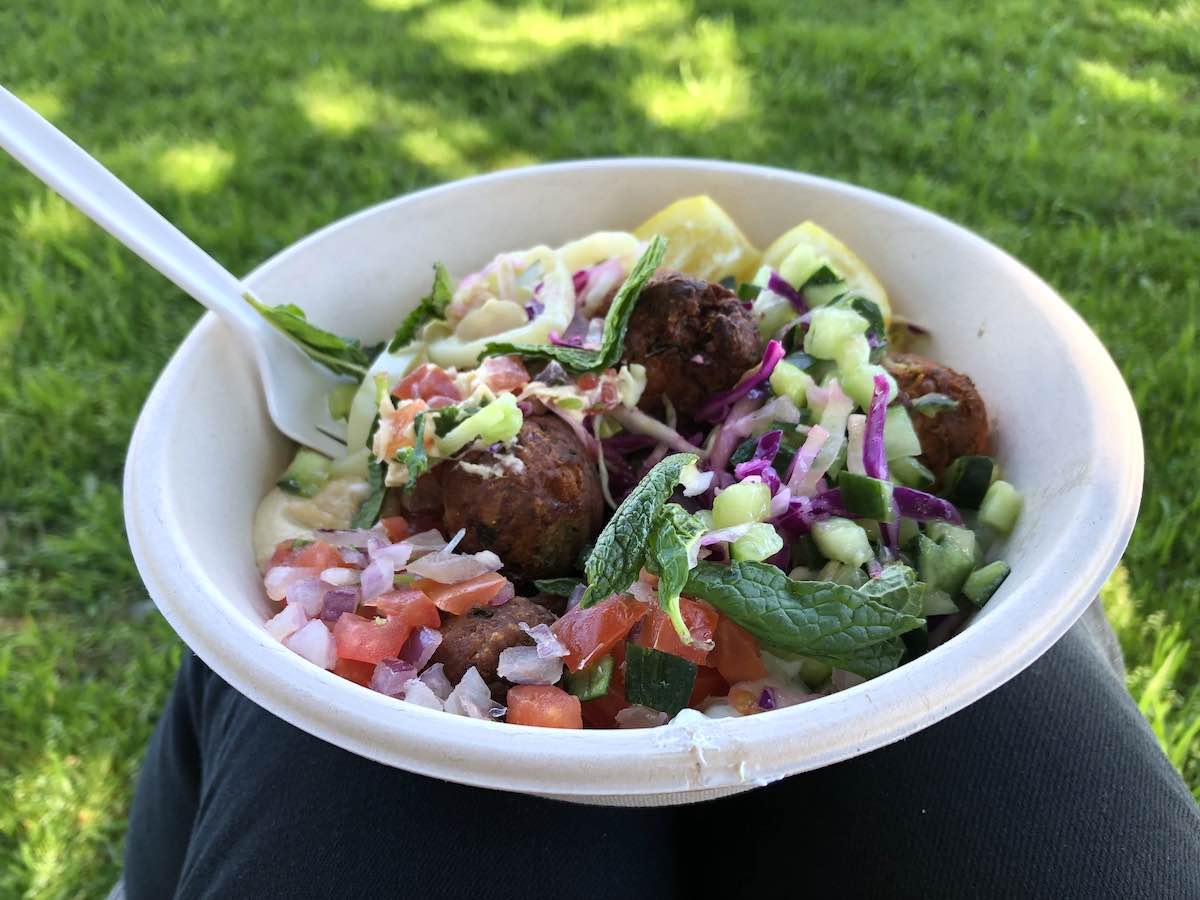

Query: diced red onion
[
  {"left": 893, "top": 487, "right": 964, "bottom": 524},
  {"left": 864, "top": 374, "right": 891, "bottom": 481},
  {"left": 369, "top": 658, "right": 419, "bottom": 697},
  {"left": 866, "top": 558, "right": 884, "bottom": 578},
  {"left": 265, "top": 603, "right": 308, "bottom": 641},
  {"left": 419, "top": 663, "right": 453, "bottom": 700},
  {"left": 402, "top": 529, "right": 449, "bottom": 554},
  {"left": 398, "top": 626, "right": 443, "bottom": 670},
  {"left": 284, "top": 620, "right": 337, "bottom": 669},
  {"left": 489, "top": 579, "right": 516, "bottom": 606},
  {"left": 369, "top": 541, "right": 413, "bottom": 568},
  {"left": 406, "top": 549, "right": 502, "bottom": 583},
  {"left": 680, "top": 466, "right": 714, "bottom": 497},
  {"left": 445, "top": 666, "right": 505, "bottom": 720},
  {"left": 401, "top": 677, "right": 445, "bottom": 710},
  {"left": 519, "top": 622, "right": 569, "bottom": 658},
  {"left": 566, "top": 583, "right": 586, "bottom": 612},
  {"left": 758, "top": 687, "right": 777, "bottom": 710},
  {"left": 320, "top": 567, "right": 359, "bottom": 587},
  {"left": 315, "top": 526, "right": 387, "bottom": 548},
  {"left": 497, "top": 646, "right": 565, "bottom": 685},
  {"left": 360, "top": 556, "right": 395, "bottom": 603},
  {"left": 770, "top": 485, "right": 793, "bottom": 518},
  {"left": 339, "top": 547, "right": 367, "bottom": 567},
  {"left": 524, "top": 299, "right": 544, "bottom": 320},
  {"left": 320, "top": 588, "right": 359, "bottom": 624},
  {"left": 285, "top": 577, "right": 328, "bottom": 616},
  {"left": 263, "top": 566, "right": 321, "bottom": 602},
  {"left": 615, "top": 706, "right": 669, "bottom": 728},
  {"left": 767, "top": 271, "right": 807, "bottom": 312},
  {"left": 627, "top": 579, "right": 656, "bottom": 605},
  {"left": 696, "top": 340, "right": 785, "bottom": 423}
]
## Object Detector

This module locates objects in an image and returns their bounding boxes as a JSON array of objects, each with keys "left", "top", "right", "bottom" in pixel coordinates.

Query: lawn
[{"left": 1, "top": 0, "right": 1197, "bottom": 894}]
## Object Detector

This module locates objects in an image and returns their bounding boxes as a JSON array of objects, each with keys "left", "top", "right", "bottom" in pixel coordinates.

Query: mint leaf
[
  {"left": 859, "top": 565, "right": 926, "bottom": 618},
  {"left": 647, "top": 503, "right": 707, "bottom": 642},
  {"left": 533, "top": 577, "right": 583, "bottom": 598},
  {"left": 245, "top": 294, "right": 371, "bottom": 378},
  {"left": 389, "top": 263, "right": 453, "bottom": 352},
  {"left": 581, "top": 451, "right": 697, "bottom": 607},
  {"left": 351, "top": 458, "right": 386, "bottom": 528},
  {"left": 817, "top": 636, "right": 908, "bottom": 678},
  {"left": 682, "top": 560, "right": 924, "bottom": 661},
  {"left": 482, "top": 235, "right": 667, "bottom": 374}
]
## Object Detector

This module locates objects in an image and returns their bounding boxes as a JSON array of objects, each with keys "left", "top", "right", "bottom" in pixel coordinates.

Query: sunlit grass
[
  {"left": 16, "top": 87, "right": 65, "bottom": 120},
  {"left": 14, "top": 192, "right": 88, "bottom": 242},
  {"left": 294, "top": 68, "right": 392, "bottom": 136},
  {"left": 1077, "top": 59, "right": 1173, "bottom": 106},
  {"left": 155, "top": 141, "right": 235, "bottom": 194},
  {"left": 397, "top": 120, "right": 491, "bottom": 179}
]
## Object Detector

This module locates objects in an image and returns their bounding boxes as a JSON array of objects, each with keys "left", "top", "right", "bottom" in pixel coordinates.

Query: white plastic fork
[{"left": 0, "top": 85, "right": 350, "bottom": 457}]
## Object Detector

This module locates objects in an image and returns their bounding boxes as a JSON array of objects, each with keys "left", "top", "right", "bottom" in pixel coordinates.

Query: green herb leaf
[
  {"left": 351, "top": 458, "right": 386, "bottom": 528},
  {"left": 647, "top": 503, "right": 707, "bottom": 642},
  {"left": 624, "top": 643, "right": 696, "bottom": 715},
  {"left": 682, "top": 560, "right": 925, "bottom": 662},
  {"left": 857, "top": 565, "right": 926, "bottom": 618},
  {"left": 801, "top": 264, "right": 842, "bottom": 288},
  {"left": 481, "top": 235, "right": 667, "bottom": 374},
  {"left": 566, "top": 655, "right": 614, "bottom": 702},
  {"left": 245, "top": 294, "right": 371, "bottom": 378},
  {"left": 581, "top": 451, "right": 697, "bottom": 607},
  {"left": 818, "top": 636, "right": 908, "bottom": 678},
  {"left": 392, "top": 412, "right": 429, "bottom": 492},
  {"left": 736, "top": 281, "right": 761, "bottom": 301},
  {"left": 533, "top": 577, "right": 584, "bottom": 598},
  {"left": 389, "top": 263, "right": 453, "bottom": 352},
  {"left": 911, "top": 392, "right": 960, "bottom": 417}
]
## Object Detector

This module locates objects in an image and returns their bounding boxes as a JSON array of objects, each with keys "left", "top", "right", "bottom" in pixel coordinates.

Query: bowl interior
[{"left": 125, "top": 159, "right": 1141, "bottom": 802}]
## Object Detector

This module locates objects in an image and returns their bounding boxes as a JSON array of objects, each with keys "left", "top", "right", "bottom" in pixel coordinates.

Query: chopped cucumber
[
  {"left": 855, "top": 519, "right": 882, "bottom": 543},
  {"left": 713, "top": 481, "right": 772, "bottom": 528},
  {"left": 838, "top": 472, "right": 896, "bottom": 521},
  {"left": 752, "top": 289, "right": 797, "bottom": 340},
  {"left": 940, "top": 455, "right": 996, "bottom": 508},
  {"left": 816, "top": 559, "right": 869, "bottom": 587},
  {"left": 732, "top": 522, "right": 785, "bottom": 562},
  {"left": 891, "top": 455, "right": 935, "bottom": 490},
  {"left": 825, "top": 443, "right": 848, "bottom": 481},
  {"left": 803, "top": 307, "right": 869, "bottom": 360},
  {"left": 840, "top": 364, "right": 896, "bottom": 410},
  {"left": 962, "top": 561, "right": 1011, "bottom": 607},
  {"left": 276, "top": 448, "right": 332, "bottom": 498},
  {"left": 799, "top": 657, "right": 833, "bottom": 689},
  {"left": 327, "top": 382, "right": 357, "bottom": 421},
  {"left": 898, "top": 517, "right": 920, "bottom": 548},
  {"left": 922, "top": 588, "right": 960, "bottom": 616},
  {"left": 916, "top": 533, "right": 974, "bottom": 597},
  {"left": 835, "top": 334, "right": 871, "bottom": 372},
  {"left": 566, "top": 655, "right": 615, "bottom": 702},
  {"left": 778, "top": 243, "right": 824, "bottom": 289},
  {"left": 769, "top": 360, "right": 814, "bottom": 407},
  {"left": 624, "top": 644, "right": 696, "bottom": 716},
  {"left": 979, "top": 481, "right": 1022, "bottom": 534},
  {"left": 812, "top": 517, "right": 874, "bottom": 567},
  {"left": 925, "top": 522, "right": 977, "bottom": 560},
  {"left": 884, "top": 406, "right": 923, "bottom": 459},
  {"left": 437, "top": 393, "right": 523, "bottom": 456},
  {"left": 792, "top": 535, "right": 824, "bottom": 569},
  {"left": 329, "top": 446, "right": 371, "bottom": 479}
]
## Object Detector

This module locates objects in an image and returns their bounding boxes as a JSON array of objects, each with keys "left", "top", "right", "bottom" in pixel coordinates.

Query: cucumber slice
[
  {"left": 922, "top": 588, "right": 960, "bottom": 616},
  {"left": 816, "top": 559, "right": 868, "bottom": 587},
  {"left": 276, "top": 448, "right": 332, "bottom": 498},
  {"left": 962, "top": 561, "right": 1012, "bottom": 607},
  {"left": 812, "top": 517, "right": 874, "bottom": 567},
  {"left": 925, "top": 522, "right": 977, "bottom": 559},
  {"left": 769, "top": 360, "right": 814, "bottom": 407},
  {"left": 838, "top": 472, "right": 896, "bottom": 521},
  {"left": 799, "top": 657, "right": 833, "bottom": 689},
  {"left": 940, "top": 455, "right": 996, "bottom": 508},
  {"left": 713, "top": 481, "right": 772, "bottom": 528},
  {"left": 891, "top": 455, "right": 935, "bottom": 490},
  {"left": 897, "top": 517, "right": 920, "bottom": 549},
  {"left": 624, "top": 644, "right": 696, "bottom": 716},
  {"left": 884, "top": 406, "right": 923, "bottom": 460},
  {"left": 803, "top": 307, "right": 869, "bottom": 359},
  {"left": 566, "top": 655, "right": 615, "bottom": 702},
  {"left": 916, "top": 533, "right": 974, "bottom": 597},
  {"left": 732, "top": 523, "right": 785, "bottom": 562},
  {"left": 327, "top": 382, "right": 357, "bottom": 421},
  {"left": 978, "top": 481, "right": 1022, "bottom": 534}
]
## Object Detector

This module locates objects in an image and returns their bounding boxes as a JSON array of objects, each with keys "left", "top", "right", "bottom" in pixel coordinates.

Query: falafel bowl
[{"left": 251, "top": 195, "right": 1023, "bottom": 730}]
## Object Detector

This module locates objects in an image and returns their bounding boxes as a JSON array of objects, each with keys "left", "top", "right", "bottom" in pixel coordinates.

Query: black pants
[{"left": 125, "top": 624, "right": 1200, "bottom": 900}]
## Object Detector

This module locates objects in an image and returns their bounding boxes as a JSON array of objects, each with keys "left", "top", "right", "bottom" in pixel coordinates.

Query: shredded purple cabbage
[
  {"left": 524, "top": 300, "right": 545, "bottom": 321},
  {"left": 774, "top": 488, "right": 853, "bottom": 532},
  {"left": 892, "top": 487, "right": 963, "bottom": 524},
  {"left": 572, "top": 269, "right": 589, "bottom": 294},
  {"left": 696, "top": 340, "right": 785, "bottom": 423},
  {"left": 767, "top": 271, "right": 807, "bottom": 313},
  {"left": 864, "top": 374, "right": 890, "bottom": 481}
]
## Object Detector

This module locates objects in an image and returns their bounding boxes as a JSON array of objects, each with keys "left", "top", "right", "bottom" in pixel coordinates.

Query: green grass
[{"left": 1, "top": 0, "right": 1197, "bottom": 893}]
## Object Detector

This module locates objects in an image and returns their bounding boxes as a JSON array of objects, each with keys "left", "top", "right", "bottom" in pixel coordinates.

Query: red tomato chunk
[
  {"left": 552, "top": 596, "right": 647, "bottom": 673},
  {"left": 507, "top": 685, "right": 583, "bottom": 729},
  {"left": 634, "top": 598, "right": 718, "bottom": 666},
  {"left": 333, "top": 613, "right": 411, "bottom": 664}
]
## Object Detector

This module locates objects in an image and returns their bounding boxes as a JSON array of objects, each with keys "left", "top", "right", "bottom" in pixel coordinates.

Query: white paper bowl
[{"left": 124, "top": 159, "right": 1142, "bottom": 805}]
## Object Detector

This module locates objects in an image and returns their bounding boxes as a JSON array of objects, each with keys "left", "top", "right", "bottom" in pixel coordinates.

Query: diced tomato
[
  {"left": 552, "top": 596, "right": 647, "bottom": 672},
  {"left": 267, "top": 539, "right": 297, "bottom": 569},
  {"left": 634, "top": 598, "right": 719, "bottom": 666},
  {"left": 380, "top": 398, "right": 430, "bottom": 458},
  {"left": 332, "top": 657, "right": 376, "bottom": 687},
  {"left": 689, "top": 666, "right": 730, "bottom": 706},
  {"left": 413, "top": 573, "right": 508, "bottom": 615},
  {"left": 506, "top": 685, "right": 583, "bottom": 729},
  {"left": 370, "top": 589, "right": 440, "bottom": 628},
  {"left": 576, "top": 373, "right": 600, "bottom": 391},
  {"left": 380, "top": 516, "right": 410, "bottom": 543},
  {"left": 477, "top": 356, "right": 529, "bottom": 393},
  {"left": 393, "top": 363, "right": 461, "bottom": 405},
  {"left": 291, "top": 540, "right": 347, "bottom": 571},
  {"left": 712, "top": 618, "right": 769, "bottom": 684},
  {"left": 332, "top": 613, "right": 412, "bottom": 664}
]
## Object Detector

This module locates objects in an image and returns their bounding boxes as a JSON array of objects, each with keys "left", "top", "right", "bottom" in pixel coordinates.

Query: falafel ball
[
  {"left": 440, "top": 414, "right": 604, "bottom": 580},
  {"left": 884, "top": 352, "right": 989, "bottom": 473},
  {"left": 432, "top": 596, "right": 557, "bottom": 696},
  {"left": 621, "top": 271, "right": 761, "bottom": 418}
]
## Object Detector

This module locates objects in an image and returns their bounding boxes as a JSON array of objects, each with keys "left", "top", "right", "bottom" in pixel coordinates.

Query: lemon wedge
[
  {"left": 762, "top": 221, "right": 890, "bottom": 324},
  {"left": 633, "top": 195, "right": 760, "bottom": 283}
]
